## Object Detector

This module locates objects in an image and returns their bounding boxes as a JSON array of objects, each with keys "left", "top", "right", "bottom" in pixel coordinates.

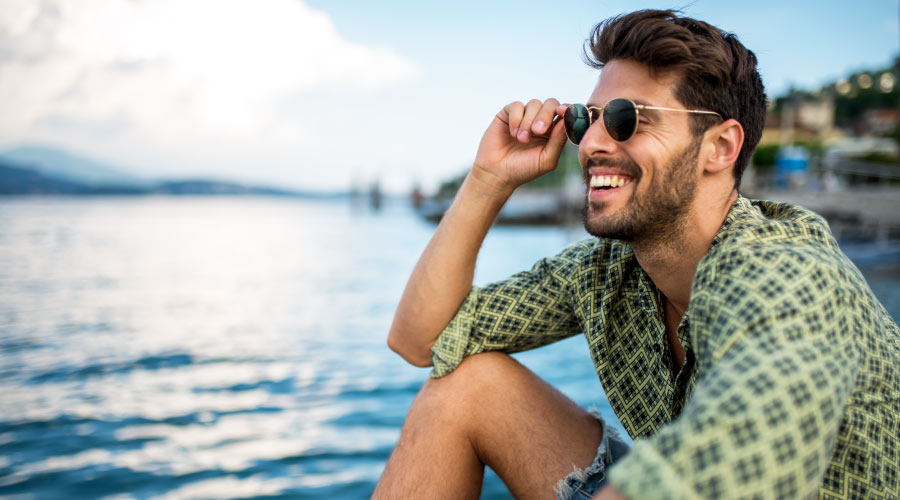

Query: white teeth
[{"left": 590, "top": 175, "right": 632, "bottom": 188}]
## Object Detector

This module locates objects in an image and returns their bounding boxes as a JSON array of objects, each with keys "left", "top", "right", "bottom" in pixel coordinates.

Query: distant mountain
[
  {"left": 0, "top": 159, "right": 145, "bottom": 195},
  {"left": 151, "top": 180, "right": 305, "bottom": 196},
  {"left": 0, "top": 147, "right": 343, "bottom": 197},
  {"left": 0, "top": 145, "right": 150, "bottom": 187}
]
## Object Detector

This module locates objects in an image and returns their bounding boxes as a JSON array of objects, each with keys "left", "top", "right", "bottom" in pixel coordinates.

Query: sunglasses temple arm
[{"left": 639, "top": 105, "right": 722, "bottom": 118}]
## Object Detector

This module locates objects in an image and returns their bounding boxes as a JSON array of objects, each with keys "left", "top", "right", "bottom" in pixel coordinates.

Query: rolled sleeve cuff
[
  {"left": 607, "top": 441, "right": 698, "bottom": 500},
  {"left": 429, "top": 287, "right": 481, "bottom": 378}
]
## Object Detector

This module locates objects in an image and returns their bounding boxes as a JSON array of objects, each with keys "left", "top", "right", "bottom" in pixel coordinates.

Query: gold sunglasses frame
[{"left": 567, "top": 98, "right": 724, "bottom": 145}]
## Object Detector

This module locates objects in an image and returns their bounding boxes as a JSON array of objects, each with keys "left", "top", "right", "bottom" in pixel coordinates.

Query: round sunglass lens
[
  {"left": 564, "top": 104, "right": 590, "bottom": 145},
  {"left": 603, "top": 98, "right": 638, "bottom": 142}
]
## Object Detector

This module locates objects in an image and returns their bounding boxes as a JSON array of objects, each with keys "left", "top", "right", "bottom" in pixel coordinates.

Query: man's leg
[{"left": 372, "top": 352, "right": 605, "bottom": 500}]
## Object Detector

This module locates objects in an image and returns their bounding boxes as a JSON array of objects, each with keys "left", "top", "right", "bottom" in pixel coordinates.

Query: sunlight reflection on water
[
  {"left": 1, "top": 197, "right": 595, "bottom": 499},
  {"left": 0, "top": 196, "right": 895, "bottom": 499}
]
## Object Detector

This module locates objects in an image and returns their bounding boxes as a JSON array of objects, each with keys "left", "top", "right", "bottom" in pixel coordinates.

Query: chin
[{"left": 582, "top": 200, "right": 638, "bottom": 241}]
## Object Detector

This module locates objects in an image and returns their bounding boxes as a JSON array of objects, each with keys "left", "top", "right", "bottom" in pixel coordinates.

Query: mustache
[{"left": 583, "top": 157, "right": 641, "bottom": 178}]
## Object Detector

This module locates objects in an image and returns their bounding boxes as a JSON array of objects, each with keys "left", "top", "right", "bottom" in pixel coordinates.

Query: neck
[{"left": 631, "top": 189, "right": 738, "bottom": 313}]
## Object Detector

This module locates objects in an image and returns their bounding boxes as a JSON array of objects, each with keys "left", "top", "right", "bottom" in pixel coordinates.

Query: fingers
[
  {"left": 541, "top": 117, "right": 569, "bottom": 168},
  {"left": 504, "top": 101, "right": 525, "bottom": 139},
  {"left": 503, "top": 98, "right": 561, "bottom": 143}
]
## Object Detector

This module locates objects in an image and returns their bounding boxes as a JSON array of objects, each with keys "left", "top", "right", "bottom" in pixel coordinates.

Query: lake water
[{"left": 1, "top": 197, "right": 897, "bottom": 500}]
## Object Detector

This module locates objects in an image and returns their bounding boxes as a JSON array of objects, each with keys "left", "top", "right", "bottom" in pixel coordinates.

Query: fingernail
[
  {"left": 512, "top": 127, "right": 519, "bottom": 137},
  {"left": 518, "top": 129, "right": 529, "bottom": 141},
  {"left": 534, "top": 121, "right": 545, "bottom": 133}
]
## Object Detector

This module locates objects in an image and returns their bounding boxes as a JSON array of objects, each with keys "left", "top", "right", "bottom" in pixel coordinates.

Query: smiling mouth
[{"left": 589, "top": 174, "right": 633, "bottom": 192}]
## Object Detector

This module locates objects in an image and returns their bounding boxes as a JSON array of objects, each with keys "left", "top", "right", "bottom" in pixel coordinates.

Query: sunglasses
[{"left": 563, "top": 98, "right": 723, "bottom": 145}]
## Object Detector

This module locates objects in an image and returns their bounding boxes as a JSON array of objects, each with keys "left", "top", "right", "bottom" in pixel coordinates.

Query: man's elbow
[{"left": 386, "top": 332, "right": 434, "bottom": 368}]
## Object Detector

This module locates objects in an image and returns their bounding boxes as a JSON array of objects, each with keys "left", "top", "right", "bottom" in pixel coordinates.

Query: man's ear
[{"left": 704, "top": 118, "right": 744, "bottom": 174}]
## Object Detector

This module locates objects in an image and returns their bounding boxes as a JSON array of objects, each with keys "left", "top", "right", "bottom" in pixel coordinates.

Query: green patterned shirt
[{"left": 430, "top": 196, "right": 900, "bottom": 499}]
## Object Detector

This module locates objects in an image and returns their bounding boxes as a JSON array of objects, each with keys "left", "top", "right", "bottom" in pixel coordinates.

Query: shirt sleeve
[
  {"left": 429, "top": 240, "right": 591, "bottom": 378},
  {"left": 607, "top": 243, "right": 863, "bottom": 499}
]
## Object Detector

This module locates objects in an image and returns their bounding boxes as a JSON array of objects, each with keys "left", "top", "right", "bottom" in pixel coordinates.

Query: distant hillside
[
  {"left": 0, "top": 154, "right": 341, "bottom": 197},
  {"left": 0, "top": 160, "right": 145, "bottom": 195},
  {"left": 0, "top": 145, "right": 149, "bottom": 187},
  {"left": 150, "top": 180, "right": 310, "bottom": 196}
]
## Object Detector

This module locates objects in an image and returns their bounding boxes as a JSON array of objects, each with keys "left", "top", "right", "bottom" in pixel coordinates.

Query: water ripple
[
  {"left": 0, "top": 197, "right": 894, "bottom": 499},
  {"left": 26, "top": 353, "right": 197, "bottom": 384}
]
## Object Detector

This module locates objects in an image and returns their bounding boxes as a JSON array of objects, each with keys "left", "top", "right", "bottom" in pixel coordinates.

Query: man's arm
[{"left": 387, "top": 99, "right": 569, "bottom": 366}]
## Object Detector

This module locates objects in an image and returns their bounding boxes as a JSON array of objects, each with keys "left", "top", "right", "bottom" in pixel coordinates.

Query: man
[{"left": 374, "top": 9, "right": 899, "bottom": 500}]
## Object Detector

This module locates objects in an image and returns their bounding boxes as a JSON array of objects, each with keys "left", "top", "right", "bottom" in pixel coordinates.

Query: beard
[{"left": 582, "top": 138, "right": 701, "bottom": 246}]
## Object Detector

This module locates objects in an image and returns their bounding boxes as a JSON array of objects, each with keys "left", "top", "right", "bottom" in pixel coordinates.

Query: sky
[{"left": 1, "top": 0, "right": 898, "bottom": 193}]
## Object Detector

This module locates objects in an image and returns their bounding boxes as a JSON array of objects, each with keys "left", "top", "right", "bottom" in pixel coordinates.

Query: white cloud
[{"left": 0, "top": 0, "right": 420, "bottom": 185}]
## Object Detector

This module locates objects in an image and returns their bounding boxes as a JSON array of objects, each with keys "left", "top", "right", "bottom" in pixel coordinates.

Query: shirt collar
[{"left": 708, "top": 195, "right": 753, "bottom": 252}]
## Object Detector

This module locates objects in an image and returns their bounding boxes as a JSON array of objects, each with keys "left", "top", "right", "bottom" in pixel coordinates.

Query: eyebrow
[
  {"left": 637, "top": 105, "right": 662, "bottom": 119},
  {"left": 630, "top": 99, "right": 664, "bottom": 119},
  {"left": 585, "top": 98, "right": 658, "bottom": 108},
  {"left": 585, "top": 100, "right": 662, "bottom": 123}
]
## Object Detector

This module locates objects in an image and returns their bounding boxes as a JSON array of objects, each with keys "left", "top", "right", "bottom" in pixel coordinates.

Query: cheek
[
  {"left": 624, "top": 140, "right": 680, "bottom": 182},
  {"left": 629, "top": 132, "right": 672, "bottom": 156}
]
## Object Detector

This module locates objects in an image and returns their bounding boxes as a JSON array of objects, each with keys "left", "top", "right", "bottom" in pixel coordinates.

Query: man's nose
[{"left": 578, "top": 116, "right": 621, "bottom": 159}]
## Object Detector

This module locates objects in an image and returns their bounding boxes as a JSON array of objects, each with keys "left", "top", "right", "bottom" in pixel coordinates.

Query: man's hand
[
  {"left": 387, "top": 98, "right": 568, "bottom": 367},
  {"left": 471, "top": 99, "right": 569, "bottom": 196}
]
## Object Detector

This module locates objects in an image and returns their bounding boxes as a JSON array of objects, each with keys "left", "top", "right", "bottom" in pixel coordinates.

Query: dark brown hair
[{"left": 585, "top": 9, "right": 766, "bottom": 189}]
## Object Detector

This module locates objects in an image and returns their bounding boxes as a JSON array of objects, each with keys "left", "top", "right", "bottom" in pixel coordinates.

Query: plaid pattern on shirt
[{"left": 429, "top": 196, "right": 900, "bottom": 499}]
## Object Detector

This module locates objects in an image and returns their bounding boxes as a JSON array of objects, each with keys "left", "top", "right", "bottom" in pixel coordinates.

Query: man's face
[{"left": 579, "top": 60, "right": 702, "bottom": 244}]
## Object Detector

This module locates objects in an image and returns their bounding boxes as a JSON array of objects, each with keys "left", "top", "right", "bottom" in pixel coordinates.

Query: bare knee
[
  {"left": 445, "top": 351, "right": 519, "bottom": 378},
  {"left": 407, "top": 352, "right": 517, "bottom": 423},
  {"left": 420, "top": 352, "right": 517, "bottom": 400},
  {"left": 403, "top": 351, "right": 605, "bottom": 497}
]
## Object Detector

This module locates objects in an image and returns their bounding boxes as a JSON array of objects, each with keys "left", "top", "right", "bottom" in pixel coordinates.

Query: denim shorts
[{"left": 553, "top": 409, "right": 631, "bottom": 500}]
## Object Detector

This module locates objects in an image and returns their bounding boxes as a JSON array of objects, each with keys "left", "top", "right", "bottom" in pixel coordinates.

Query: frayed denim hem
[{"left": 553, "top": 407, "right": 625, "bottom": 500}]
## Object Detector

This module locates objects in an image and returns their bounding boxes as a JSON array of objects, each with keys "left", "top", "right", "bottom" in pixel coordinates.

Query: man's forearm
[
  {"left": 387, "top": 171, "right": 512, "bottom": 366},
  {"left": 387, "top": 98, "right": 568, "bottom": 366}
]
